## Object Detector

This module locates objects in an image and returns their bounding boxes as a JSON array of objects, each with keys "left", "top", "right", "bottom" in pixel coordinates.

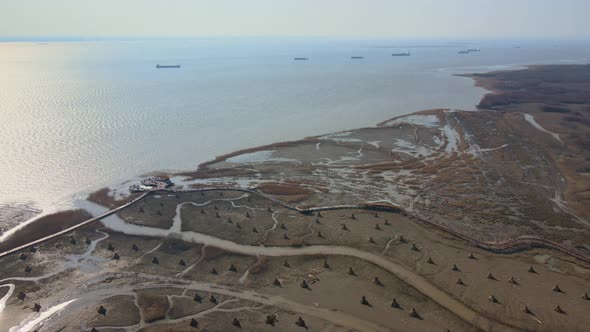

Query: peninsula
[{"left": 1, "top": 64, "right": 589, "bottom": 332}]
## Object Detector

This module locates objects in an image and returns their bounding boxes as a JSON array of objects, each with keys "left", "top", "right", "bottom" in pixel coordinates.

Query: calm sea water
[{"left": 0, "top": 38, "right": 589, "bottom": 232}]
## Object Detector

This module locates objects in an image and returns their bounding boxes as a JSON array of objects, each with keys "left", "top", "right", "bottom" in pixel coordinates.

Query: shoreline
[
  {"left": 2, "top": 63, "right": 589, "bottom": 257},
  {"left": 2, "top": 63, "right": 590, "bottom": 331}
]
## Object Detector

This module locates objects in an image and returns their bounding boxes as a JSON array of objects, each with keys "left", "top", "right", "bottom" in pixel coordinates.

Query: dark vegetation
[{"left": 467, "top": 64, "right": 590, "bottom": 109}]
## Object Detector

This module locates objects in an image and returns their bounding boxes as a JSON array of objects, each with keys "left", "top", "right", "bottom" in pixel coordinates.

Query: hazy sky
[{"left": 1, "top": 0, "right": 589, "bottom": 39}]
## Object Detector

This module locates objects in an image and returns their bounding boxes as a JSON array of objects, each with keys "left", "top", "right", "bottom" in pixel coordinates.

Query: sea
[{"left": 1, "top": 37, "right": 589, "bottom": 236}]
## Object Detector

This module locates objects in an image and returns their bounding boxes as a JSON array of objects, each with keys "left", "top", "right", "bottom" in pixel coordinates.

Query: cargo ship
[
  {"left": 467, "top": 48, "right": 481, "bottom": 52},
  {"left": 458, "top": 50, "right": 470, "bottom": 54},
  {"left": 392, "top": 52, "right": 411, "bottom": 56},
  {"left": 351, "top": 56, "right": 364, "bottom": 59},
  {"left": 156, "top": 64, "right": 181, "bottom": 69},
  {"left": 294, "top": 57, "right": 309, "bottom": 61}
]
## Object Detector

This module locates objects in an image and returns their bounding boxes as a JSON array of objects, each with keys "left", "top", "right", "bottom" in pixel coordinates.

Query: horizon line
[{"left": 1, "top": 35, "right": 590, "bottom": 43}]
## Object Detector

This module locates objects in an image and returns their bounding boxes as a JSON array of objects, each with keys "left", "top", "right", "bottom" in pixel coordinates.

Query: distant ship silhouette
[{"left": 156, "top": 64, "right": 181, "bottom": 69}]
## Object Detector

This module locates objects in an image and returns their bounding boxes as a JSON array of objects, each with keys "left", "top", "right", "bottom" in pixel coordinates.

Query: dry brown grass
[
  {"left": 249, "top": 256, "right": 269, "bottom": 274},
  {"left": 257, "top": 182, "right": 313, "bottom": 197},
  {"left": 0, "top": 209, "right": 93, "bottom": 252},
  {"left": 136, "top": 293, "right": 169, "bottom": 323}
]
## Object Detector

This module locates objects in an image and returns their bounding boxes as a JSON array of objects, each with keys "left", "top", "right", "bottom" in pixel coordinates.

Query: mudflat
[{"left": 1, "top": 65, "right": 589, "bottom": 331}]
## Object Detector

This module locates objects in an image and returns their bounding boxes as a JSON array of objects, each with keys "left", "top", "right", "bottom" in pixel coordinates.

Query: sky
[{"left": 1, "top": 0, "right": 589, "bottom": 39}]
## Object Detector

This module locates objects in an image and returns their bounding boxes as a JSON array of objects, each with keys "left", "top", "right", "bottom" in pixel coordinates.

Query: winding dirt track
[
  {"left": 2, "top": 187, "right": 588, "bottom": 265},
  {"left": 0, "top": 187, "right": 587, "bottom": 331},
  {"left": 69, "top": 279, "right": 392, "bottom": 332}
]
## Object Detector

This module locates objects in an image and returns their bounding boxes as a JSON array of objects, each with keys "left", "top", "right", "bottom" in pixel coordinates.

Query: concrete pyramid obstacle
[
  {"left": 361, "top": 296, "right": 370, "bottom": 306},
  {"left": 265, "top": 314, "right": 277, "bottom": 326},
  {"left": 368, "top": 237, "right": 376, "bottom": 244},
  {"left": 246, "top": 211, "right": 251, "bottom": 218},
  {"left": 317, "top": 231, "right": 324, "bottom": 238},
  {"left": 268, "top": 207, "right": 273, "bottom": 213},
  {"left": 232, "top": 318, "right": 241, "bottom": 327},
  {"left": 351, "top": 214, "right": 356, "bottom": 220},
  {"left": 451, "top": 264, "right": 460, "bottom": 272},
  {"left": 24, "top": 266, "right": 32, "bottom": 273},
  {"left": 488, "top": 295, "right": 499, "bottom": 304},
  {"left": 348, "top": 267, "right": 356, "bottom": 276},
  {"left": 152, "top": 257, "right": 159, "bottom": 264},
  {"left": 236, "top": 223, "right": 242, "bottom": 229},
  {"left": 374, "top": 213, "right": 379, "bottom": 218},
  {"left": 98, "top": 305, "right": 107, "bottom": 316},
  {"left": 342, "top": 224, "right": 349, "bottom": 231},
  {"left": 375, "top": 224, "right": 382, "bottom": 231},
  {"left": 17, "top": 292, "right": 26, "bottom": 301},
  {"left": 33, "top": 303, "right": 41, "bottom": 312},
  {"left": 227, "top": 217, "right": 233, "bottom": 224},
  {"left": 280, "top": 224, "right": 287, "bottom": 230},
  {"left": 229, "top": 264, "right": 237, "bottom": 272},
  {"left": 456, "top": 278, "right": 466, "bottom": 286},
  {"left": 252, "top": 227, "right": 258, "bottom": 233},
  {"left": 554, "top": 305, "right": 566, "bottom": 314},
  {"left": 132, "top": 244, "right": 139, "bottom": 251},
  {"left": 323, "top": 260, "right": 330, "bottom": 269},
  {"left": 553, "top": 284, "right": 563, "bottom": 293},
  {"left": 107, "top": 243, "right": 114, "bottom": 251},
  {"left": 409, "top": 308, "right": 421, "bottom": 319},
  {"left": 487, "top": 273, "right": 496, "bottom": 281},
  {"left": 210, "top": 295, "right": 217, "bottom": 304},
  {"left": 411, "top": 243, "right": 420, "bottom": 252},
  {"left": 85, "top": 238, "right": 91, "bottom": 245},
  {"left": 528, "top": 266, "right": 537, "bottom": 274},
  {"left": 468, "top": 253, "right": 476, "bottom": 260},
  {"left": 112, "top": 253, "right": 120, "bottom": 260},
  {"left": 69, "top": 237, "right": 76, "bottom": 245},
  {"left": 200, "top": 209, "right": 206, "bottom": 215},
  {"left": 19, "top": 253, "right": 28, "bottom": 261},
  {"left": 211, "top": 267, "right": 218, "bottom": 275},
  {"left": 283, "top": 260, "right": 291, "bottom": 268},
  {"left": 315, "top": 218, "right": 321, "bottom": 224},
  {"left": 523, "top": 305, "right": 534, "bottom": 315},
  {"left": 179, "top": 259, "right": 186, "bottom": 266},
  {"left": 427, "top": 257, "right": 435, "bottom": 265},
  {"left": 399, "top": 235, "right": 407, "bottom": 243},
  {"left": 216, "top": 212, "right": 221, "bottom": 218},
  {"left": 283, "top": 233, "right": 289, "bottom": 240},
  {"left": 214, "top": 205, "right": 218, "bottom": 210},
  {"left": 391, "top": 298, "right": 401, "bottom": 309},
  {"left": 317, "top": 212, "right": 323, "bottom": 218},
  {"left": 296, "top": 316, "right": 306, "bottom": 328},
  {"left": 273, "top": 278, "right": 282, "bottom": 287},
  {"left": 583, "top": 292, "right": 590, "bottom": 301},
  {"left": 300, "top": 280, "right": 309, "bottom": 289},
  {"left": 508, "top": 277, "right": 519, "bottom": 285},
  {"left": 190, "top": 318, "right": 198, "bottom": 328},
  {"left": 374, "top": 277, "right": 383, "bottom": 286},
  {"left": 384, "top": 219, "right": 390, "bottom": 226},
  {"left": 194, "top": 293, "right": 202, "bottom": 302}
]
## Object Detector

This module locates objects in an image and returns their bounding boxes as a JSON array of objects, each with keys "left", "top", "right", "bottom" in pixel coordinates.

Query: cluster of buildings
[{"left": 129, "top": 177, "right": 173, "bottom": 192}]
